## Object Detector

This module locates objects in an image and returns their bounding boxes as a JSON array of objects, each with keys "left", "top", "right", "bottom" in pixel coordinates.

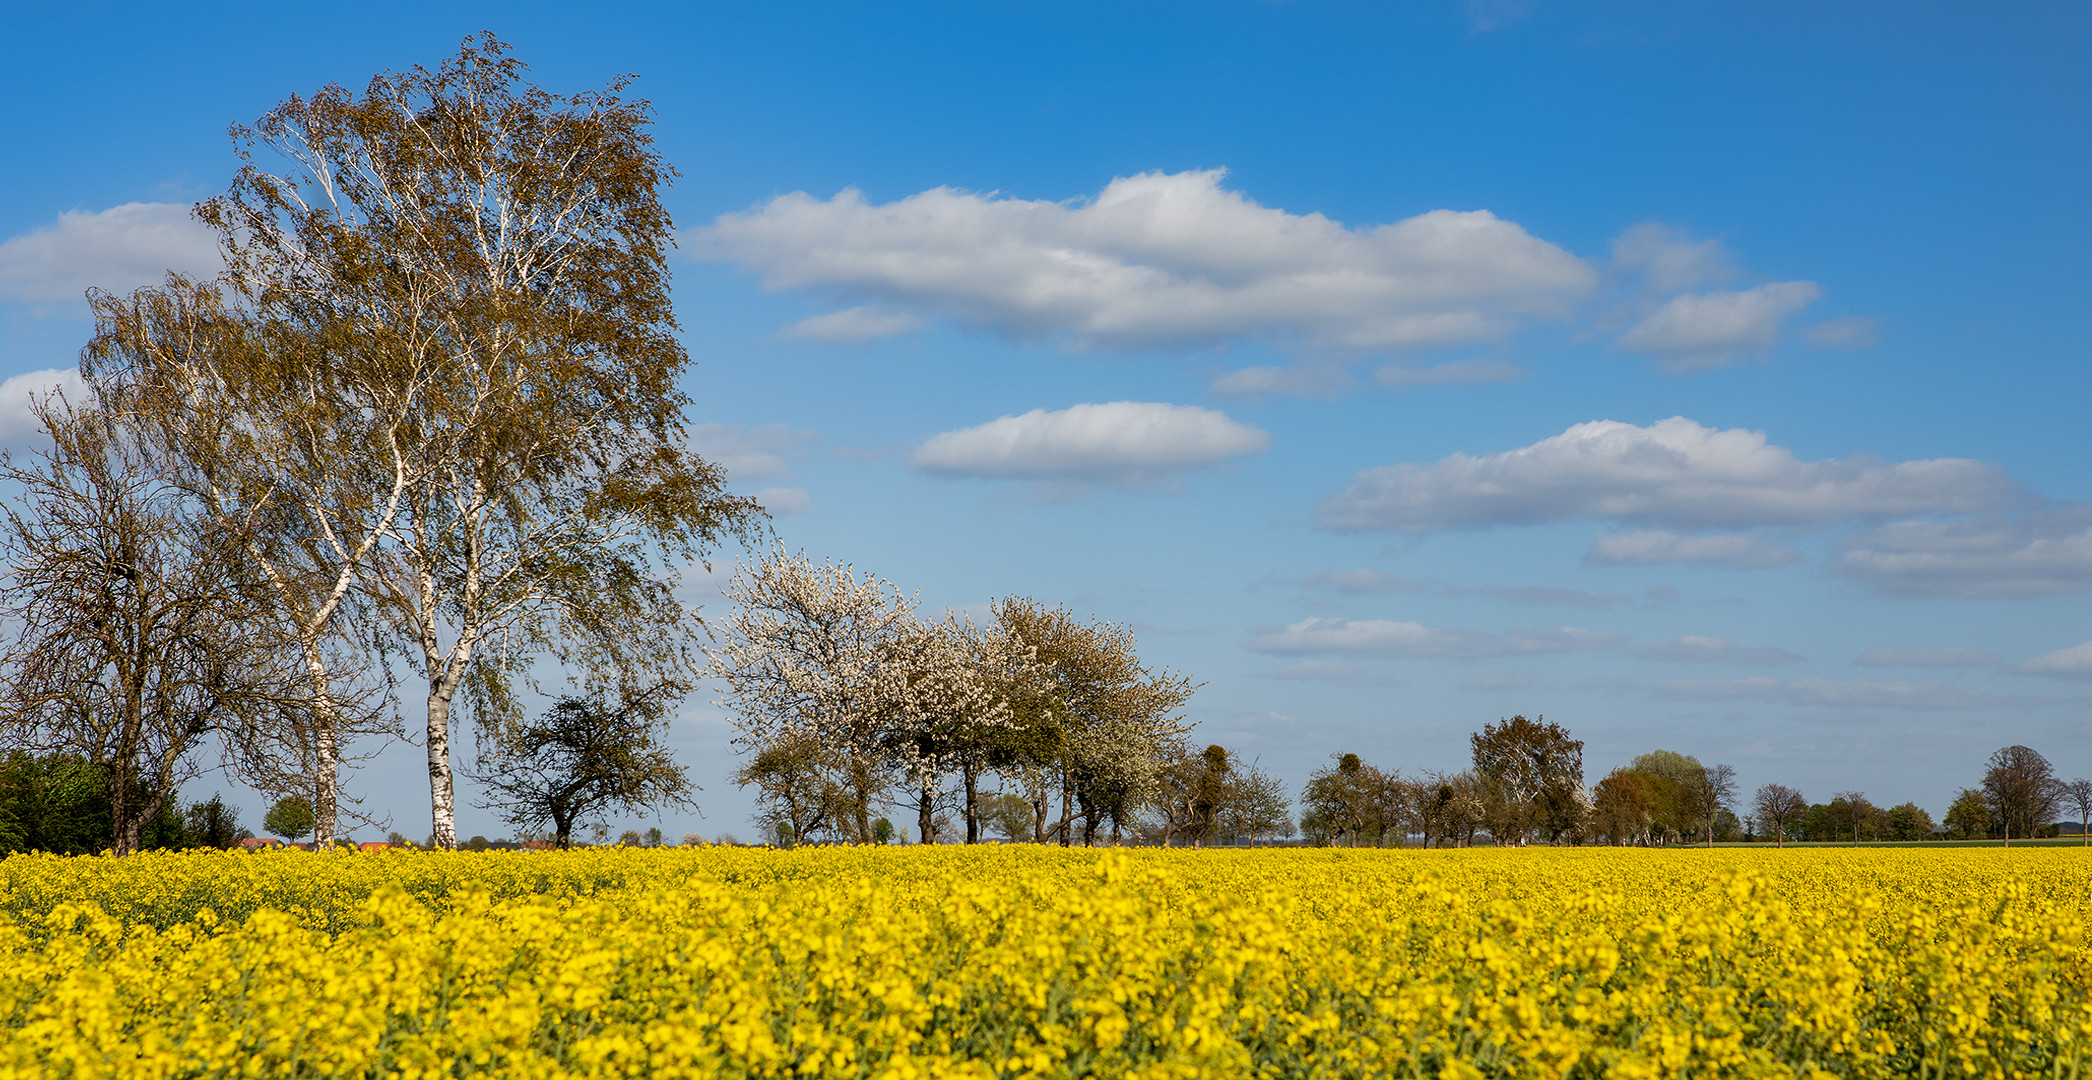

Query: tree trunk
[
  {"left": 426, "top": 685, "right": 458, "bottom": 850},
  {"left": 916, "top": 782, "right": 936, "bottom": 845},
  {"left": 1057, "top": 775, "right": 1074, "bottom": 848},
  {"left": 962, "top": 763, "right": 980, "bottom": 844}
]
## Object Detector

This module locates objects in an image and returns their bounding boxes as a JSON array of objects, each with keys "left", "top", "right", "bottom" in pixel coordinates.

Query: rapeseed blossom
[{"left": 1, "top": 846, "right": 2085, "bottom": 1078}]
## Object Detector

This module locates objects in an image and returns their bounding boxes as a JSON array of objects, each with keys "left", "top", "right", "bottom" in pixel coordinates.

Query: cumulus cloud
[
  {"left": 687, "top": 422, "right": 819, "bottom": 482},
  {"left": 911, "top": 401, "right": 1267, "bottom": 484},
  {"left": 1375, "top": 360, "right": 1525, "bottom": 390},
  {"left": 1835, "top": 507, "right": 2092, "bottom": 599},
  {"left": 1853, "top": 647, "right": 2002, "bottom": 669},
  {"left": 1804, "top": 316, "right": 1880, "bottom": 349},
  {"left": 1652, "top": 676, "right": 2061, "bottom": 712},
  {"left": 752, "top": 487, "right": 811, "bottom": 515},
  {"left": 1616, "top": 281, "right": 1822, "bottom": 371},
  {"left": 0, "top": 203, "right": 220, "bottom": 305},
  {"left": 1584, "top": 530, "right": 1804, "bottom": 569},
  {"left": 2017, "top": 642, "right": 2092, "bottom": 682},
  {"left": 1629, "top": 635, "right": 1805, "bottom": 666},
  {"left": 0, "top": 368, "right": 83, "bottom": 447},
  {"left": 778, "top": 305, "right": 922, "bottom": 344},
  {"left": 1319, "top": 416, "right": 2017, "bottom": 533},
  {"left": 1247, "top": 617, "right": 1621, "bottom": 660},
  {"left": 696, "top": 169, "right": 1596, "bottom": 352},
  {"left": 1610, "top": 223, "right": 1737, "bottom": 294}
]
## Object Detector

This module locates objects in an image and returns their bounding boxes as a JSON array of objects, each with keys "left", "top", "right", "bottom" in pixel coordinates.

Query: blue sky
[{"left": 3, "top": 2, "right": 2089, "bottom": 841}]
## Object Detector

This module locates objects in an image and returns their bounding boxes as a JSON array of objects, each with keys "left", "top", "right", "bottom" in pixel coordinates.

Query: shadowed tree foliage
[
  {"left": 262, "top": 795, "right": 316, "bottom": 842},
  {"left": 472, "top": 683, "right": 696, "bottom": 849}
]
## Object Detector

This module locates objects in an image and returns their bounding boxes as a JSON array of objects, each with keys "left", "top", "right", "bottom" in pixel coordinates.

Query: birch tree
[
  {"left": 183, "top": 36, "right": 755, "bottom": 847},
  {"left": 84, "top": 276, "right": 405, "bottom": 845}
]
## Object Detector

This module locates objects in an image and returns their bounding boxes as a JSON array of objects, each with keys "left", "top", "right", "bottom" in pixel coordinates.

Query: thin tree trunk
[
  {"left": 962, "top": 763, "right": 980, "bottom": 844},
  {"left": 1057, "top": 774, "right": 1074, "bottom": 848},
  {"left": 917, "top": 782, "right": 936, "bottom": 844}
]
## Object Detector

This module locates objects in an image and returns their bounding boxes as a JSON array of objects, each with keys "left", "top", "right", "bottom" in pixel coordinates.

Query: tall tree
[
  {"left": 185, "top": 36, "right": 756, "bottom": 847},
  {"left": 1982, "top": 745, "right": 2061, "bottom": 845},
  {"left": 0, "top": 396, "right": 298, "bottom": 855}
]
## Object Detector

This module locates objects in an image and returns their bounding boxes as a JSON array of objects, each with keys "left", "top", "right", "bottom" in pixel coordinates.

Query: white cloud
[
  {"left": 1616, "top": 281, "right": 1822, "bottom": 371},
  {"left": 778, "top": 305, "right": 922, "bottom": 344},
  {"left": 1835, "top": 507, "right": 2092, "bottom": 599},
  {"left": 1247, "top": 617, "right": 1621, "bottom": 660},
  {"left": 1629, "top": 635, "right": 1805, "bottom": 666},
  {"left": 1318, "top": 416, "right": 2017, "bottom": 533},
  {"left": 752, "top": 487, "right": 811, "bottom": 515},
  {"left": 1610, "top": 223, "right": 1737, "bottom": 294},
  {"left": 1461, "top": 670, "right": 1535, "bottom": 691},
  {"left": 1584, "top": 530, "right": 1804, "bottom": 569},
  {"left": 1853, "top": 647, "right": 2002, "bottom": 669},
  {"left": 1374, "top": 360, "right": 1525, "bottom": 390},
  {"left": 911, "top": 401, "right": 1267, "bottom": 484},
  {"left": 1803, "top": 316, "right": 1880, "bottom": 349},
  {"left": 2017, "top": 642, "right": 2092, "bottom": 682},
  {"left": 0, "top": 203, "right": 220, "bottom": 304},
  {"left": 0, "top": 368, "right": 83, "bottom": 446},
  {"left": 687, "top": 422, "right": 819, "bottom": 482},
  {"left": 1652, "top": 676, "right": 2063, "bottom": 712},
  {"left": 1209, "top": 364, "right": 1354, "bottom": 400},
  {"left": 696, "top": 169, "right": 1596, "bottom": 351}
]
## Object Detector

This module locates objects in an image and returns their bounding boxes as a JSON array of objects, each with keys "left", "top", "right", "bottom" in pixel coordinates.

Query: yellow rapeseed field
[{"left": 2, "top": 846, "right": 2087, "bottom": 1079}]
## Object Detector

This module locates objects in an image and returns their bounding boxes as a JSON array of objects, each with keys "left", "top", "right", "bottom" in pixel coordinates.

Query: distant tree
[
  {"left": 1630, "top": 751, "right": 1709, "bottom": 843},
  {"left": 1829, "top": 791, "right": 1876, "bottom": 844},
  {"left": 1700, "top": 764, "right": 1739, "bottom": 847},
  {"left": 262, "top": 796, "right": 316, "bottom": 843},
  {"left": 1471, "top": 715, "right": 1586, "bottom": 845},
  {"left": 1982, "top": 745, "right": 2062, "bottom": 845},
  {"left": 644, "top": 826, "right": 664, "bottom": 848},
  {"left": 2063, "top": 779, "right": 2092, "bottom": 846},
  {"left": 1223, "top": 763, "right": 1293, "bottom": 848},
  {"left": 1301, "top": 753, "right": 1381, "bottom": 848},
  {"left": 871, "top": 818, "right": 896, "bottom": 844},
  {"left": 1592, "top": 768, "right": 1655, "bottom": 845},
  {"left": 736, "top": 729, "right": 853, "bottom": 847},
  {"left": 680, "top": 831, "right": 705, "bottom": 847},
  {"left": 472, "top": 683, "right": 696, "bottom": 849},
  {"left": 982, "top": 792, "right": 1035, "bottom": 843},
  {"left": 1943, "top": 788, "right": 1991, "bottom": 840},
  {"left": 185, "top": 795, "right": 247, "bottom": 849},
  {"left": 1752, "top": 784, "right": 1807, "bottom": 848},
  {"left": 1882, "top": 802, "right": 1936, "bottom": 842}
]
